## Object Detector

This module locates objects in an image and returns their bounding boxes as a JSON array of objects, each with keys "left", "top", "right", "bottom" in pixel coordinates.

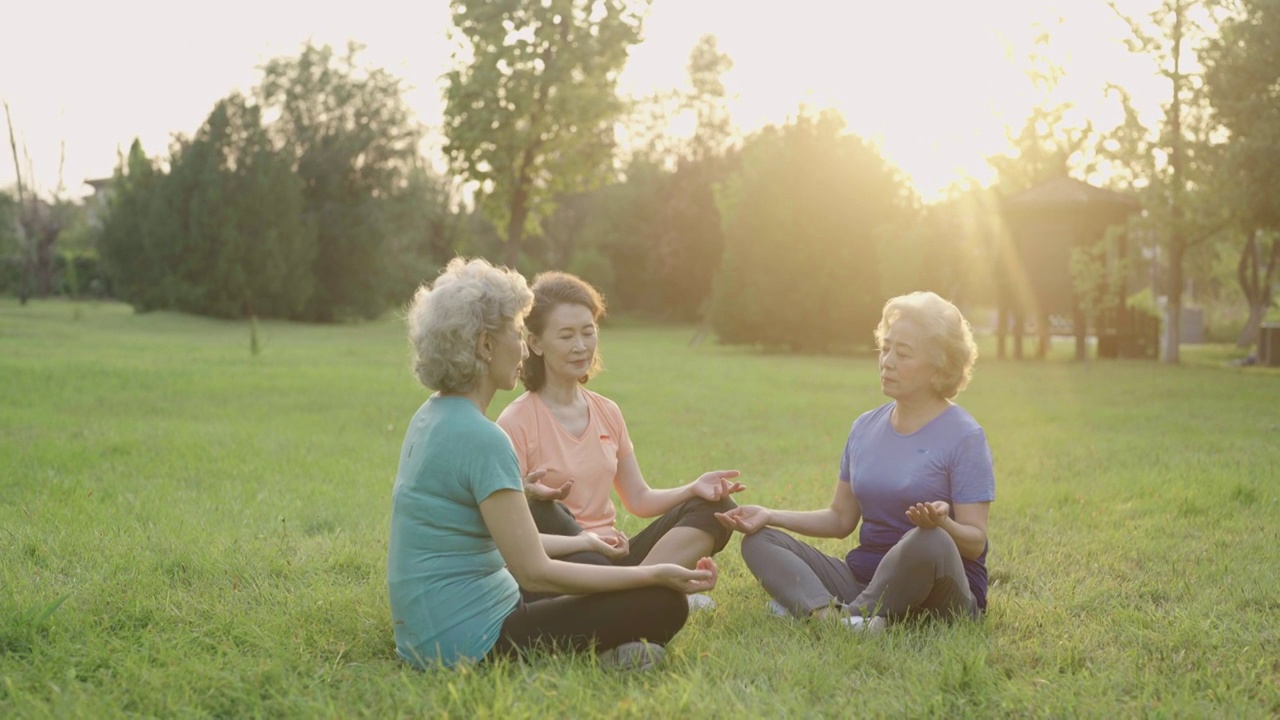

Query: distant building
[
  {"left": 83, "top": 177, "right": 115, "bottom": 230},
  {"left": 997, "top": 176, "right": 1156, "bottom": 360}
]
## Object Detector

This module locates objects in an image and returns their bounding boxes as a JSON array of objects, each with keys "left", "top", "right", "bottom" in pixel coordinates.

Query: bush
[{"left": 710, "top": 112, "right": 912, "bottom": 352}]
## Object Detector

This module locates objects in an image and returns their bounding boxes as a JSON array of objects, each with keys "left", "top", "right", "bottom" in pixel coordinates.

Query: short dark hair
[{"left": 519, "top": 272, "right": 607, "bottom": 392}]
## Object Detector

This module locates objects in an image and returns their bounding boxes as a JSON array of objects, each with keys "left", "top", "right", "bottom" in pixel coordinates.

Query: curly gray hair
[
  {"left": 406, "top": 257, "right": 533, "bottom": 392},
  {"left": 874, "top": 291, "right": 978, "bottom": 399}
]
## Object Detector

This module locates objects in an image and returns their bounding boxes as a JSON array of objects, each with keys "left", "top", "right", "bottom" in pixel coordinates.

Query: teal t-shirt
[{"left": 387, "top": 394, "right": 523, "bottom": 668}]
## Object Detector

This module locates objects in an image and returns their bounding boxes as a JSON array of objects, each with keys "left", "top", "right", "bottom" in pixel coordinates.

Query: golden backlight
[{"left": 3, "top": 0, "right": 1166, "bottom": 201}]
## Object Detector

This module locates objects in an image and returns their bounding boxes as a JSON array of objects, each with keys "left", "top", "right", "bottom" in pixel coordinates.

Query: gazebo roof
[{"left": 1002, "top": 176, "right": 1141, "bottom": 213}]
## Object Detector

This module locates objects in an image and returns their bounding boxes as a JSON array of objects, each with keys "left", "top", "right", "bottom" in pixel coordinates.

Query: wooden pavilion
[{"left": 996, "top": 176, "right": 1155, "bottom": 360}]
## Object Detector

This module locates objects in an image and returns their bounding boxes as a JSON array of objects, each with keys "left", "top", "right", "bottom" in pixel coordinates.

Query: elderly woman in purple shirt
[{"left": 716, "top": 291, "right": 995, "bottom": 630}]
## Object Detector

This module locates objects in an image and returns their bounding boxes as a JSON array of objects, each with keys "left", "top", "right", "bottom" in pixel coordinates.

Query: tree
[
  {"left": 166, "top": 94, "right": 316, "bottom": 318},
  {"left": 987, "top": 28, "right": 1096, "bottom": 194},
  {"left": 710, "top": 111, "right": 912, "bottom": 352},
  {"left": 100, "top": 97, "right": 317, "bottom": 319},
  {"left": 1107, "top": 0, "right": 1230, "bottom": 363},
  {"left": 4, "top": 101, "right": 68, "bottom": 303},
  {"left": 594, "top": 33, "right": 737, "bottom": 319},
  {"left": 0, "top": 189, "right": 18, "bottom": 293},
  {"left": 1203, "top": 0, "right": 1280, "bottom": 347},
  {"left": 884, "top": 184, "right": 994, "bottom": 306},
  {"left": 257, "top": 42, "right": 423, "bottom": 321},
  {"left": 99, "top": 140, "right": 168, "bottom": 310},
  {"left": 651, "top": 35, "right": 738, "bottom": 321},
  {"left": 379, "top": 162, "right": 466, "bottom": 307},
  {"left": 443, "top": 0, "right": 649, "bottom": 267},
  {"left": 684, "top": 34, "right": 735, "bottom": 163}
]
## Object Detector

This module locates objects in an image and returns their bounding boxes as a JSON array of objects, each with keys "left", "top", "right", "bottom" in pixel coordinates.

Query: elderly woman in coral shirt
[{"left": 497, "top": 272, "right": 742, "bottom": 610}]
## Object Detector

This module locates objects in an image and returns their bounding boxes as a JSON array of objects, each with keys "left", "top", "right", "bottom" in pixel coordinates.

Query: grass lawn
[{"left": 3, "top": 300, "right": 1279, "bottom": 718}]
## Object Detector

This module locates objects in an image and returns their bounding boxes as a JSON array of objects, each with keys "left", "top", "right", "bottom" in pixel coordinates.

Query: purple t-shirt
[{"left": 839, "top": 402, "right": 996, "bottom": 610}]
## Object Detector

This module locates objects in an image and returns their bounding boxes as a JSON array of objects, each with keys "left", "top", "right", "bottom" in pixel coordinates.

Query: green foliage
[
  {"left": 0, "top": 189, "right": 23, "bottom": 293},
  {"left": 711, "top": 112, "right": 913, "bottom": 351},
  {"left": 0, "top": 188, "right": 15, "bottom": 246},
  {"left": 1203, "top": 0, "right": 1280, "bottom": 345},
  {"left": 99, "top": 44, "right": 433, "bottom": 321},
  {"left": 527, "top": 153, "right": 735, "bottom": 321},
  {"left": 444, "top": 0, "right": 649, "bottom": 265},
  {"left": 171, "top": 94, "right": 317, "bottom": 318},
  {"left": 3, "top": 302, "right": 1280, "bottom": 716},
  {"left": 99, "top": 97, "right": 318, "bottom": 320},
  {"left": 99, "top": 140, "right": 166, "bottom": 310},
  {"left": 575, "top": 163, "right": 667, "bottom": 311},
  {"left": 378, "top": 163, "right": 462, "bottom": 307},
  {"left": 987, "top": 28, "right": 1094, "bottom": 194},
  {"left": 1106, "top": 0, "right": 1232, "bottom": 362},
  {"left": 1204, "top": 1, "right": 1280, "bottom": 230},
  {"left": 258, "top": 42, "right": 423, "bottom": 321},
  {"left": 652, "top": 156, "right": 735, "bottom": 320},
  {"left": 1070, "top": 226, "right": 1131, "bottom": 326},
  {"left": 880, "top": 183, "right": 999, "bottom": 306}
]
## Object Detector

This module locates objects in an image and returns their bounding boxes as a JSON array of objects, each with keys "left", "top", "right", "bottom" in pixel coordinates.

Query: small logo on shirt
[
  {"left": 917, "top": 449, "right": 930, "bottom": 455},
  {"left": 600, "top": 435, "right": 611, "bottom": 441}
]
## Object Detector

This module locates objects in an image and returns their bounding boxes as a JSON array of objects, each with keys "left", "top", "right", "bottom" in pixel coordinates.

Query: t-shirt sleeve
[
  {"left": 465, "top": 427, "right": 524, "bottom": 503},
  {"left": 838, "top": 418, "right": 860, "bottom": 483},
  {"left": 602, "top": 398, "right": 634, "bottom": 459},
  {"left": 495, "top": 405, "right": 531, "bottom": 477},
  {"left": 949, "top": 428, "right": 996, "bottom": 504}
]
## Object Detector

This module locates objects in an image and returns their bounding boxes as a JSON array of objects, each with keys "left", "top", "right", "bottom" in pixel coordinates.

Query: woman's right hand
[
  {"left": 650, "top": 557, "right": 718, "bottom": 594},
  {"left": 523, "top": 469, "right": 573, "bottom": 501},
  {"left": 715, "top": 505, "right": 771, "bottom": 535},
  {"left": 582, "top": 532, "right": 630, "bottom": 561}
]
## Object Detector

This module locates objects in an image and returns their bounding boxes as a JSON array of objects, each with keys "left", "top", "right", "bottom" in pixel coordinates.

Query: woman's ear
[
  {"left": 476, "top": 332, "right": 494, "bottom": 361},
  {"left": 526, "top": 332, "right": 543, "bottom": 357}
]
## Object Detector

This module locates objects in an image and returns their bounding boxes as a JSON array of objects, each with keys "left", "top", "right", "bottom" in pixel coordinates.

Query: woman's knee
[
  {"left": 895, "top": 527, "right": 954, "bottom": 563},
  {"left": 739, "top": 528, "right": 782, "bottom": 568},
  {"left": 673, "top": 497, "right": 738, "bottom": 551}
]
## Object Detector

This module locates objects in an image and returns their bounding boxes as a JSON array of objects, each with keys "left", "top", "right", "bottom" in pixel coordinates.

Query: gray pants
[{"left": 740, "top": 527, "right": 978, "bottom": 621}]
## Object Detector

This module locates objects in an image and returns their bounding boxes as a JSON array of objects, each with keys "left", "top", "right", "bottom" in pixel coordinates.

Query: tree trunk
[
  {"left": 1074, "top": 302, "right": 1087, "bottom": 361},
  {"left": 1163, "top": 240, "right": 1185, "bottom": 364},
  {"left": 36, "top": 226, "right": 58, "bottom": 296},
  {"left": 504, "top": 143, "right": 538, "bottom": 269},
  {"left": 997, "top": 300, "right": 1008, "bottom": 359},
  {"left": 1235, "top": 230, "right": 1278, "bottom": 347},
  {"left": 1163, "top": 0, "right": 1186, "bottom": 365},
  {"left": 1238, "top": 304, "right": 1266, "bottom": 348},
  {"left": 1236, "top": 230, "right": 1262, "bottom": 347},
  {"left": 504, "top": 210, "right": 524, "bottom": 269}
]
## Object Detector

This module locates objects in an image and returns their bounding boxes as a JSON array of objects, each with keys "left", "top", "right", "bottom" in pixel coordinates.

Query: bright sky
[{"left": 1, "top": 0, "right": 1167, "bottom": 202}]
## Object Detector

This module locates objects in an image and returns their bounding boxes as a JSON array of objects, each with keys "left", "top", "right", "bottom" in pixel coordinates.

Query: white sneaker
[
  {"left": 841, "top": 614, "right": 887, "bottom": 634},
  {"left": 598, "top": 641, "right": 666, "bottom": 671},
  {"left": 767, "top": 599, "right": 793, "bottom": 617},
  {"left": 687, "top": 593, "right": 717, "bottom": 612}
]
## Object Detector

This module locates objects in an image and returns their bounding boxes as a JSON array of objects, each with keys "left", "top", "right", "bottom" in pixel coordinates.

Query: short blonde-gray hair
[
  {"left": 406, "top": 257, "right": 533, "bottom": 392},
  {"left": 874, "top": 292, "right": 977, "bottom": 399}
]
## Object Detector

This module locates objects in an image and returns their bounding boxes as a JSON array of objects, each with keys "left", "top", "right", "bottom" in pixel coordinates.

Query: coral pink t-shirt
[{"left": 496, "top": 389, "right": 634, "bottom": 542}]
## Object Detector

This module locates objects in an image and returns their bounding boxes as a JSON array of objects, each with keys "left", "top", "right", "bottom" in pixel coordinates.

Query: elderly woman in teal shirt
[{"left": 387, "top": 257, "right": 716, "bottom": 670}]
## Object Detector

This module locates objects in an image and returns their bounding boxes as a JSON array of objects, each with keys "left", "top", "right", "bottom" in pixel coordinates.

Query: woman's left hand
[
  {"left": 905, "top": 501, "right": 950, "bottom": 529},
  {"left": 691, "top": 470, "right": 745, "bottom": 502}
]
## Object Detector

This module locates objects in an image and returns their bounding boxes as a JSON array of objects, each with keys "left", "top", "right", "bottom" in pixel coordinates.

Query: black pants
[
  {"left": 486, "top": 586, "right": 689, "bottom": 660},
  {"left": 527, "top": 496, "right": 738, "bottom": 564},
  {"left": 523, "top": 496, "right": 736, "bottom": 601}
]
